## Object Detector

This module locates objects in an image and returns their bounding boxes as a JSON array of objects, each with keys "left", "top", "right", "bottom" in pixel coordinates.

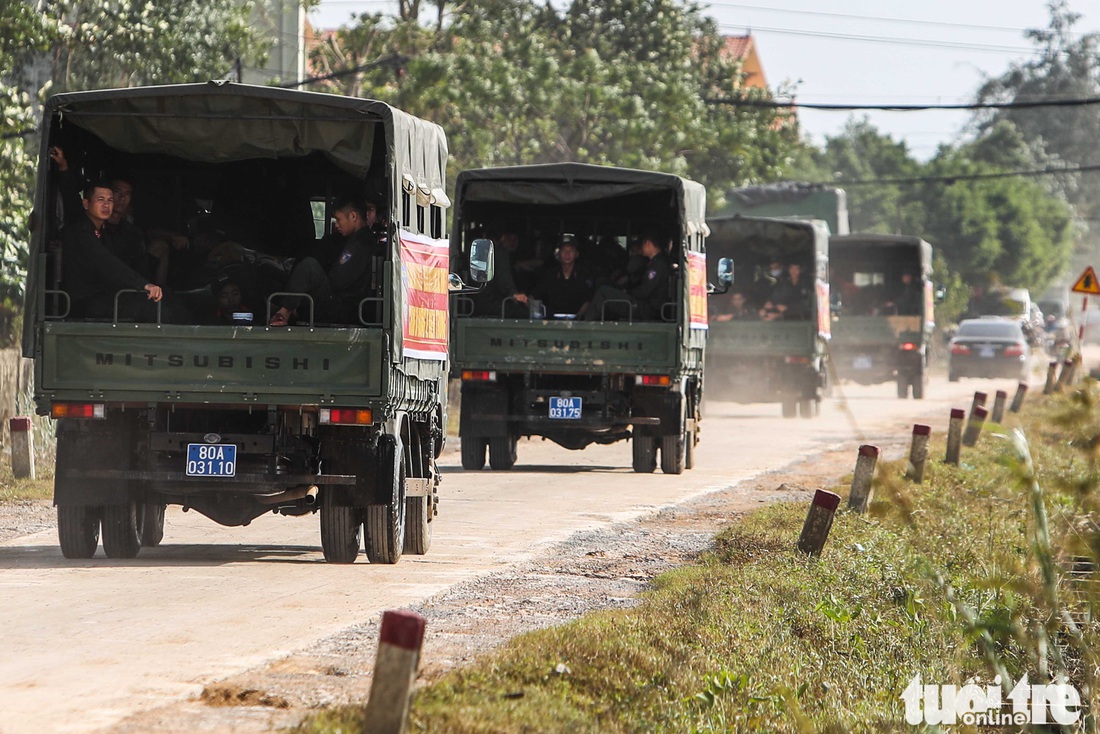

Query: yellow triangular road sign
[{"left": 1072, "top": 266, "right": 1100, "bottom": 295}]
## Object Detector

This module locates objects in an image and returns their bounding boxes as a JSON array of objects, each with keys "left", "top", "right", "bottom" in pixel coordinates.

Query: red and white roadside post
[{"left": 364, "top": 610, "right": 427, "bottom": 734}]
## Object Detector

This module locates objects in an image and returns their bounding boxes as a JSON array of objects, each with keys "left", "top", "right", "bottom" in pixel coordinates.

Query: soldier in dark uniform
[
  {"left": 584, "top": 232, "right": 670, "bottom": 321},
  {"left": 61, "top": 181, "right": 163, "bottom": 320},
  {"left": 268, "top": 195, "right": 376, "bottom": 326},
  {"left": 529, "top": 238, "right": 596, "bottom": 317}
]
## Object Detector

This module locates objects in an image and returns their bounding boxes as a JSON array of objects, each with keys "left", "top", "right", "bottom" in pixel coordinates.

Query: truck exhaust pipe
[{"left": 258, "top": 485, "right": 320, "bottom": 506}]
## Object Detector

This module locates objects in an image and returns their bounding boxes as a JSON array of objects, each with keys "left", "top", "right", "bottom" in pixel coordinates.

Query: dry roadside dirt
[{"left": 39, "top": 436, "right": 907, "bottom": 734}]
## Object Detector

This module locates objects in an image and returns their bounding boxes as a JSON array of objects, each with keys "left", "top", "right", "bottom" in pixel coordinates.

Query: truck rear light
[
  {"left": 461, "top": 370, "right": 497, "bottom": 382},
  {"left": 1003, "top": 344, "right": 1026, "bottom": 357},
  {"left": 51, "top": 403, "right": 105, "bottom": 419},
  {"left": 784, "top": 356, "right": 810, "bottom": 364},
  {"left": 319, "top": 408, "right": 373, "bottom": 425},
  {"left": 635, "top": 375, "right": 671, "bottom": 386},
  {"left": 899, "top": 342, "right": 917, "bottom": 351},
  {"left": 950, "top": 344, "right": 971, "bottom": 355}
]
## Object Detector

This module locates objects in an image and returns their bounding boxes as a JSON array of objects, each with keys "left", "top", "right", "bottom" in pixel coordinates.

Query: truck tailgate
[
  {"left": 39, "top": 323, "right": 385, "bottom": 404},
  {"left": 452, "top": 318, "right": 679, "bottom": 373},
  {"left": 706, "top": 321, "right": 816, "bottom": 357}
]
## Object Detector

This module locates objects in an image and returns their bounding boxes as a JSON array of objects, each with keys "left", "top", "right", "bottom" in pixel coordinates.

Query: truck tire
[
  {"left": 488, "top": 435, "right": 517, "bottom": 470},
  {"left": 101, "top": 501, "right": 143, "bottom": 559},
  {"left": 365, "top": 436, "right": 405, "bottom": 564},
  {"left": 632, "top": 436, "right": 657, "bottom": 473},
  {"left": 404, "top": 496, "right": 432, "bottom": 555},
  {"left": 685, "top": 421, "right": 697, "bottom": 471},
  {"left": 781, "top": 400, "right": 797, "bottom": 418},
  {"left": 912, "top": 371, "right": 926, "bottom": 400},
  {"left": 896, "top": 378, "right": 909, "bottom": 399},
  {"left": 141, "top": 503, "right": 166, "bottom": 547},
  {"left": 403, "top": 426, "right": 433, "bottom": 556},
  {"left": 58, "top": 505, "right": 100, "bottom": 559},
  {"left": 320, "top": 500, "right": 362, "bottom": 564},
  {"left": 461, "top": 437, "right": 487, "bottom": 470},
  {"left": 660, "top": 432, "right": 685, "bottom": 475}
]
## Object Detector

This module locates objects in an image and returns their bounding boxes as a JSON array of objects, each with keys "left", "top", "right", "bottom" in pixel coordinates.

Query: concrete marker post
[
  {"left": 962, "top": 406, "right": 989, "bottom": 448},
  {"left": 905, "top": 424, "right": 931, "bottom": 483},
  {"left": 9, "top": 417, "right": 33, "bottom": 480},
  {"left": 945, "top": 408, "right": 965, "bottom": 465},
  {"left": 970, "top": 391, "right": 987, "bottom": 416},
  {"left": 798, "top": 489, "right": 841, "bottom": 556},
  {"left": 1044, "top": 361, "right": 1059, "bottom": 394},
  {"left": 364, "top": 610, "right": 427, "bottom": 734},
  {"left": 991, "top": 390, "right": 1007, "bottom": 424},
  {"left": 847, "top": 445, "right": 880, "bottom": 513},
  {"left": 1009, "top": 382, "right": 1028, "bottom": 413},
  {"left": 1058, "top": 358, "right": 1074, "bottom": 388}
]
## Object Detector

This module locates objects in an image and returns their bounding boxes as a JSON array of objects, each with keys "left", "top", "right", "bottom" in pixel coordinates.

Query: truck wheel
[
  {"left": 632, "top": 436, "right": 657, "bottom": 473},
  {"left": 798, "top": 399, "right": 818, "bottom": 418},
  {"left": 912, "top": 374, "right": 926, "bottom": 400},
  {"left": 460, "top": 437, "right": 487, "bottom": 470},
  {"left": 948, "top": 370, "right": 959, "bottom": 383},
  {"left": 365, "top": 437, "right": 406, "bottom": 564},
  {"left": 320, "top": 500, "right": 362, "bottom": 564},
  {"left": 488, "top": 435, "right": 517, "bottom": 470},
  {"left": 404, "top": 495, "right": 432, "bottom": 555},
  {"left": 781, "top": 400, "right": 797, "bottom": 418},
  {"left": 58, "top": 505, "right": 100, "bottom": 559},
  {"left": 403, "top": 427, "right": 433, "bottom": 556},
  {"left": 101, "top": 501, "right": 143, "bottom": 559},
  {"left": 896, "top": 378, "right": 909, "bottom": 399},
  {"left": 660, "top": 432, "right": 685, "bottom": 475},
  {"left": 141, "top": 503, "right": 166, "bottom": 547}
]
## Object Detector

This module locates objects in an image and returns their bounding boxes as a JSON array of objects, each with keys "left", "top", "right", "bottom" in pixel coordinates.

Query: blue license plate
[
  {"left": 549, "top": 396, "right": 582, "bottom": 419},
  {"left": 186, "top": 443, "right": 237, "bottom": 477}
]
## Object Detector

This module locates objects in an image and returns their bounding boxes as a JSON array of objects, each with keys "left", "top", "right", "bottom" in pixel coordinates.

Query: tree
[
  {"left": 307, "top": 0, "right": 798, "bottom": 205},
  {"left": 786, "top": 118, "right": 922, "bottom": 234},
  {"left": 972, "top": 0, "right": 1100, "bottom": 260}
]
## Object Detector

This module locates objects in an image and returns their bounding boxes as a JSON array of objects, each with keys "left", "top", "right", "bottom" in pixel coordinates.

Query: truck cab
[
  {"left": 704, "top": 215, "right": 830, "bottom": 417},
  {"left": 449, "top": 163, "right": 710, "bottom": 474},
  {"left": 26, "top": 82, "right": 454, "bottom": 563}
]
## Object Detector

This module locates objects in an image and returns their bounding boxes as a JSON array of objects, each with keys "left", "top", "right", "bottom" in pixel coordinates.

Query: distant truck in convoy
[
  {"left": 828, "top": 234, "right": 934, "bottom": 398},
  {"left": 719, "top": 183, "right": 850, "bottom": 236},
  {"left": 449, "top": 163, "right": 720, "bottom": 474},
  {"left": 704, "top": 215, "right": 831, "bottom": 418},
  {"left": 26, "top": 82, "right": 475, "bottom": 563}
]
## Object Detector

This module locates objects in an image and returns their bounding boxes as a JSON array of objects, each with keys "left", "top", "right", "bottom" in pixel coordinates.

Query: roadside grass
[
  {"left": 0, "top": 459, "right": 53, "bottom": 502},
  {"left": 300, "top": 383, "right": 1100, "bottom": 733}
]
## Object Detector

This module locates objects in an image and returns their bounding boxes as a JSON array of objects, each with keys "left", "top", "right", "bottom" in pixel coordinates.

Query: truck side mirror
[
  {"left": 708, "top": 257, "right": 734, "bottom": 294},
  {"left": 717, "top": 258, "right": 734, "bottom": 286},
  {"left": 469, "top": 238, "right": 495, "bottom": 284}
]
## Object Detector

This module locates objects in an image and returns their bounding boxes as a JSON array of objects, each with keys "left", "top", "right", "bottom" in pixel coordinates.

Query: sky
[{"left": 308, "top": 0, "right": 1100, "bottom": 160}]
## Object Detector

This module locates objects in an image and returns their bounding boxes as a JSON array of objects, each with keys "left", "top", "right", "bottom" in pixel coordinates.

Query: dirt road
[{"left": 0, "top": 370, "right": 1038, "bottom": 733}]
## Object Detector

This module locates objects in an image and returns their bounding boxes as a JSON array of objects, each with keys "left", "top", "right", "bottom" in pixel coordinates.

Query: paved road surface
[{"left": 0, "top": 367, "right": 1049, "bottom": 733}]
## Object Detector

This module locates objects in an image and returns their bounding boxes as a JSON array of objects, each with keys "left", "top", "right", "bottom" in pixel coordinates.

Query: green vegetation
[
  {"left": 300, "top": 383, "right": 1100, "bottom": 732},
  {"left": 0, "top": 461, "right": 53, "bottom": 503}
]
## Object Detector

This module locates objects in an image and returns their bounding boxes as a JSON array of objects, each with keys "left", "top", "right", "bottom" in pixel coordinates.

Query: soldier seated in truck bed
[
  {"left": 583, "top": 231, "right": 670, "bottom": 321},
  {"left": 268, "top": 195, "right": 379, "bottom": 326}
]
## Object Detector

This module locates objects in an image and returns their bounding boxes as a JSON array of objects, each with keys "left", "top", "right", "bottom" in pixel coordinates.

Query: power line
[
  {"left": 706, "top": 96, "right": 1100, "bottom": 111},
  {"left": 706, "top": 2, "right": 1049, "bottom": 36},
  {"left": 716, "top": 22, "right": 1039, "bottom": 55},
  {"left": 822, "top": 162, "right": 1100, "bottom": 187}
]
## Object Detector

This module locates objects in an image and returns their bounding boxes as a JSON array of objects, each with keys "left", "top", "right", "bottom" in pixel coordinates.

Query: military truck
[
  {"left": 704, "top": 215, "right": 831, "bottom": 417},
  {"left": 449, "top": 163, "right": 714, "bottom": 474},
  {"left": 829, "top": 234, "right": 934, "bottom": 398},
  {"left": 26, "top": 82, "right": 469, "bottom": 563},
  {"left": 719, "top": 183, "right": 850, "bottom": 236}
]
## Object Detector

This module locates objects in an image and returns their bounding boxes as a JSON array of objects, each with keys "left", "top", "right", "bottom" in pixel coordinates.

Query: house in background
[{"left": 722, "top": 34, "right": 768, "bottom": 91}]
